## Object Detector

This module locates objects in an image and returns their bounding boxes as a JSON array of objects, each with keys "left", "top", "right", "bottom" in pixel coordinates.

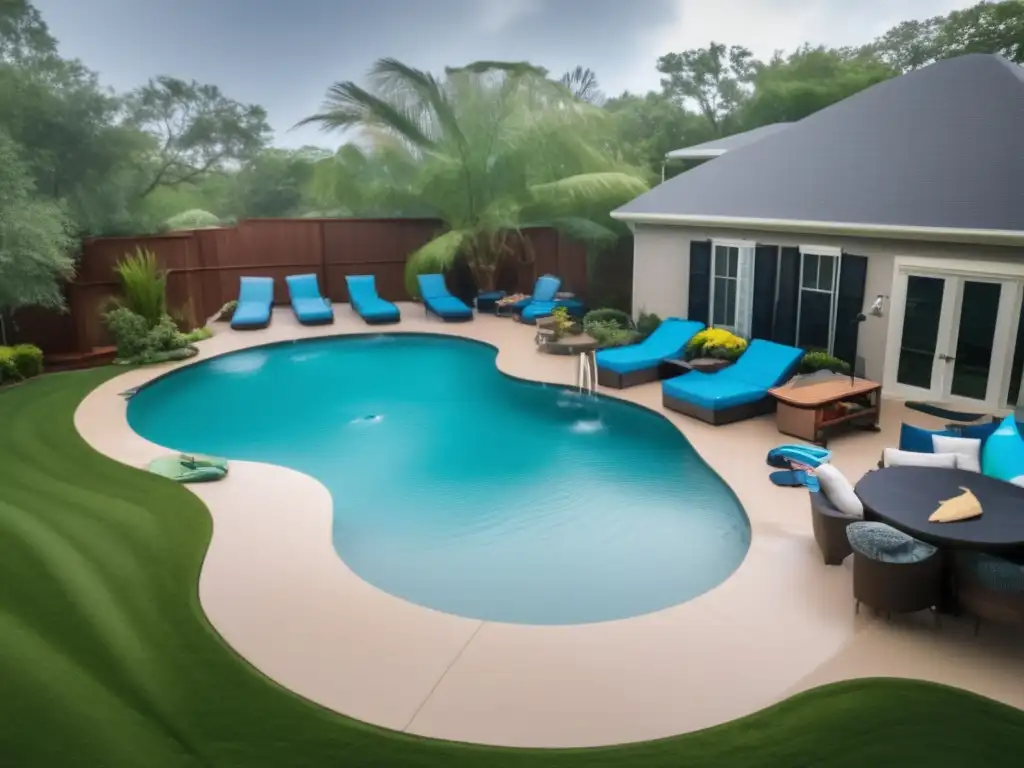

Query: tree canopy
[{"left": 1, "top": 0, "right": 1023, "bottom": 312}]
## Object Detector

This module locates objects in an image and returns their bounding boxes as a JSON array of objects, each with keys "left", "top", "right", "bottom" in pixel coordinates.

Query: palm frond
[
  {"left": 526, "top": 172, "right": 648, "bottom": 220},
  {"left": 404, "top": 229, "right": 470, "bottom": 296},
  {"left": 295, "top": 81, "right": 434, "bottom": 148},
  {"left": 528, "top": 217, "right": 620, "bottom": 247}
]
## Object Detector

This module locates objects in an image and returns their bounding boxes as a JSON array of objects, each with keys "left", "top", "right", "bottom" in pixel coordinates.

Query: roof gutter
[{"left": 608, "top": 212, "right": 1024, "bottom": 247}]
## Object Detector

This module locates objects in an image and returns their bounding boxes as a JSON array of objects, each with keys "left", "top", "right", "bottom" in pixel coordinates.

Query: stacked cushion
[
  {"left": 931, "top": 435, "right": 982, "bottom": 472},
  {"left": 898, "top": 423, "right": 957, "bottom": 453}
]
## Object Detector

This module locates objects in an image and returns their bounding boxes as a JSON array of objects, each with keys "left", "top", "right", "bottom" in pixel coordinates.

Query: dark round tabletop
[{"left": 854, "top": 466, "right": 1024, "bottom": 552}]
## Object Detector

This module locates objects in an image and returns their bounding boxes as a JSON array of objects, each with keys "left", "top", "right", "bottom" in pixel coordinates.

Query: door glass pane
[
  {"left": 951, "top": 281, "right": 1001, "bottom": 401},
  {"left": 712, "top": 278, "right": 727, "bottom": 324},
  {"left": 1008, "top": 295, "right": 1024, "bottom": 407},
  {"left": 802, "top": 254, "right": 817, "bottom": 288},
  {"left": 897, "top": 275, "right": 945, "bottom": 389},
  {"left": 728, "top": 248, "right": 738, "bottom": 277},
  {"left": 817, "top": 256, "right": 835, "bottom": 291}
]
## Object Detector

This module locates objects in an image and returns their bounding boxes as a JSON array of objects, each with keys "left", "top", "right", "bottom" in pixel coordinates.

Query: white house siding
[
  {"left": 630, "top": 226, "right": 691, "bottom": 321},
  {"left": 630, "top": 223, "right": 1024, "bottom": 384}
]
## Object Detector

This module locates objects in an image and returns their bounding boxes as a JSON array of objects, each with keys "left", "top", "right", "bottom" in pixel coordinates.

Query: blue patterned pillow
[{"left": 847, "top": 521, "right": 937, "bottom": 564}]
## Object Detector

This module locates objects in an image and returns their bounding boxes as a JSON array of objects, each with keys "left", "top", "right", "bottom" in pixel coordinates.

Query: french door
[{"left": 885, "top": 267, "right": 1020, "bottom": 410}]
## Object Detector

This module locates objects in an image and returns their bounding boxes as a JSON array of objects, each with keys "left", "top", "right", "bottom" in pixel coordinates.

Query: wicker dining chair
[
  {"left": 846, "top": 521, "right": 943, "bottom": 623},
  {"left": 808, "top": 489, "right": 858, "bottom": 565},
  {"left": 954, "top": 551, "right": 1024, "bottom": 635}
]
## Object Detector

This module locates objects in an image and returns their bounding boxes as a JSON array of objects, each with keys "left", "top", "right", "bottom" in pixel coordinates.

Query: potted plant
[{"left": 684, "top": 328, "right": 748, "bottom": 371}]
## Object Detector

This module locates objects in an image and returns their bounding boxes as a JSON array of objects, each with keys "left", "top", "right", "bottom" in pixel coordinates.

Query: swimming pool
[{"left": 128, "top": 334, "right": 750, "bottom": 625}]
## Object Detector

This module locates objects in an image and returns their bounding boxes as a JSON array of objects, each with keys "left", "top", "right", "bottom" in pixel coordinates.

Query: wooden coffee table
[{"left": 769, "top": 375, "right": 881, "bottom": 446}]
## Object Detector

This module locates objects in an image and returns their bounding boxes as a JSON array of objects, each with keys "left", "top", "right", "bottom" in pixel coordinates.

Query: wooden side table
[{"left": 769, "top": 375, "right": 882, "bottom": 446}]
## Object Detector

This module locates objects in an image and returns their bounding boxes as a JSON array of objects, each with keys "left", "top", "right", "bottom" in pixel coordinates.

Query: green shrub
[
  {"left": 214, "top": 300, "right": 237, "bottom": 322},
  {"left": 104, "top": 307, "right": 151, "bottom": 360},
  {"left": 183, "top": 326, "right": 213, "bottom": 343},
  {"left": 636, "top": 312, "right": 661, "bottom": 339},
  {"left": 583, "top": 308, "right": 632, "bottom": 330},
  {"left": 0, "top": 347, "right": 17, "bottom": 383},
  {"left": 104, "top": 309, "right": 190, "bottom": 364},
  {"left": 114, "top": 247, "right": 167, "bottom": 327},
  {"left": 0, "top": 344, "right": 44, "bottom": 384},
  {"left": 685, "top": 327, "right": 748, "bottom": 361},
  {"left": 588, "top": 320, "right": 640, "bottom": 349},
  {"left": 799, "top": 349, "right": 851, "bottom": 375},
  {"left": 11, "top": 344, "right": 43, "bottom": 378}
]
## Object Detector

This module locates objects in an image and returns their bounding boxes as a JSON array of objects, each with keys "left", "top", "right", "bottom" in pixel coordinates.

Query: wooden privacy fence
[{"left": 8, "top": 218, "right": 591, "bottom": 357}]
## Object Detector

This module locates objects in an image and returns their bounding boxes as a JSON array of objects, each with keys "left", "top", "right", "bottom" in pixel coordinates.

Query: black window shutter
[
  {"left": 772, "top": 247, "right": 801, "bottom": 345},
  {"left": 751, "top": 245, "right": 778, "bottom": 340},
  {"left": 688, "top": 240, "right": 711, "bottom": 324},
  {"left": 833, "top": 253, "right": 869, "bottom": 368}
]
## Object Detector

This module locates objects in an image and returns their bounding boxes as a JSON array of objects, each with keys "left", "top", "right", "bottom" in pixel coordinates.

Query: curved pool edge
[{"left": 74, "top": 306, "right": 865, "bottom": 748}]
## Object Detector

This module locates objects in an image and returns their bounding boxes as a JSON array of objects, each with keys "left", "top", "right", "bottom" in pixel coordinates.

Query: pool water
[{"left": 128, "top": 335, "right": 750, "bottom": 625}]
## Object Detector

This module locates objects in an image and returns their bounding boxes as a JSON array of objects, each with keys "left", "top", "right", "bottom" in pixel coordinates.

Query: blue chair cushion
[
  {"left": 846, "top": 521, "right": 937, "bottom": 564},
  {"left": 662, "top": 372, "right": 765, "bottom": 410},
  {"left": 982, "top": 414, "right": 1024, "bottom": 482},
  {"left": 596, "top": 318, "right": 703, "bottom": 374},
  {"left": 521, "top": 301, "right": 557, "bottom": 321},
  {"left": 428, "top": 295, "right": 472, "bottom": 318},
  {"left": 898, "top": 423, "right": 959, "bottom": 453},
  {"left": 957, "top": 551, "right": 1024, "bottom": 593}
]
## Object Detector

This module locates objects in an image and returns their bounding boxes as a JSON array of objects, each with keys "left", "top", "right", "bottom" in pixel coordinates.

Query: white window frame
[
  {"left": 796, "top": 245, "right": 842, "bottom": 355},
  {"left": 709, "top": 239, "right": 756, "bottom": 338}
]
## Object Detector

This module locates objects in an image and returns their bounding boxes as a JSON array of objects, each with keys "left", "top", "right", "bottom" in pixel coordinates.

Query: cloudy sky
[{"left": 35, "top": 0, "right": 977, "bottom": 148}]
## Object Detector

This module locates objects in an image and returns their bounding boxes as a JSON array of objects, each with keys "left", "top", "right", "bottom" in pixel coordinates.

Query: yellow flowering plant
[{"left": 685, "top": 327, "right": 748, "bottom": 361}]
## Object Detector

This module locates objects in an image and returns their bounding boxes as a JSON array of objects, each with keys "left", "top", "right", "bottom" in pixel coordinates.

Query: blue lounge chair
[
  {"left": 417, "top": 274, "right": 473, "bottom": 321},
  {"left": 345, "top": 275, "right": 400, "bottom": 324},
  {"left": 517, "top": 275, "right": 562, "bottom": 324},
  {"left": 285, "top": 273, "right": 334, "bottom": 325},
  {"left": 595, "top": 318, "right": 705, "bottom": 388},
  {"left": 662, "top": 339, "right": 804, "bottom": 425},
  {"left": 230, "top": 276, "right": 274, "bottom": 330}
]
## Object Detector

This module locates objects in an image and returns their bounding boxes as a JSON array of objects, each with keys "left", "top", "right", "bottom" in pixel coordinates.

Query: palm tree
[
  {"left": 560, "top": 66, "right": 605, "bottom": 105},
  {"left": 297, "top": 58, "right": 647, "bottom": 293}
]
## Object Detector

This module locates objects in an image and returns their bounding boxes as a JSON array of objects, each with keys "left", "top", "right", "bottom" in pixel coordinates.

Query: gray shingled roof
[
  {"left": 615, "top": 54, "right": 1024, "bottom": 237},
  {"left": 665, "top": 122, "right": 792, "bottom": 160}
]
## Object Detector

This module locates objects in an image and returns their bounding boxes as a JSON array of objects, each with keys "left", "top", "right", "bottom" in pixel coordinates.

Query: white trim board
[{"left": 610, "top": 212, "right": 1024, "bottom": 247}]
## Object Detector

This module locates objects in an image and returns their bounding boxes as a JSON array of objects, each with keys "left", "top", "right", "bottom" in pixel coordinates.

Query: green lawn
[{"left": 3, "top": 368, "right": 1024, "bottom": 767}]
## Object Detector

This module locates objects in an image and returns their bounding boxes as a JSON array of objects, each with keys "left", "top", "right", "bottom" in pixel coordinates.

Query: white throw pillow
[
  {"left": 882, "top": 448, "right": 958, "bottom": 469},
  {"left": 815, "top": 463, "right": 863, "bottom": 518},
  {"left": 931, "top": 435, "right": 982, "bottom": 473}
]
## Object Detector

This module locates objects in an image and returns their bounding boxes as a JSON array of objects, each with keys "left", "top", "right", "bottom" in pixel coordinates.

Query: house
[{"left": 612, "top": 53, "right": 1024, "bottom": 412}]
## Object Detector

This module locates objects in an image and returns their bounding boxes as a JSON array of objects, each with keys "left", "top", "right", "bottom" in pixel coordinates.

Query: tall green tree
[
  {"left": 123, "top": 76, "right": 272, "bottom": 199},
  {"left": 740, "top": 46, "right": 897, "bottom": 128},
  {"left": 299, "top": 58, "right": 647, "bottom": 293},
  {"left": 0, "top": 130, "right": 75, "bottom": 320},
  {"left": 868, "top": 0, "right": 1024, "bottom": 71},
  {"left": 657, "top": 43, "right": 757, "bottom": 136},
  {"left": 234, "top": 147, "right": 329, "bottom": 218},
  {"left": 604, "top": 91, "right": 710, "bottom": 180}
]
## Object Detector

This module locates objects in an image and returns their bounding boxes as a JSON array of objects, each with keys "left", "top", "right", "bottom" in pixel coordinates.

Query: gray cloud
[{"left": 34, "top": 0, "right": 977, "bottom": 148}]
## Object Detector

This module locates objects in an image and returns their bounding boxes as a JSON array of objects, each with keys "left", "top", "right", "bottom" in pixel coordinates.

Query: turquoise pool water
[{"left": 127, "top": 335, "right": 750, "bottom": 625}]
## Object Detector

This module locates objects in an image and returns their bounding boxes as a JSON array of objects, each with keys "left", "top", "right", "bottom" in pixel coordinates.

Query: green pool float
[{"left": 147, "top": 454, "right": 228, "bottom": 483}]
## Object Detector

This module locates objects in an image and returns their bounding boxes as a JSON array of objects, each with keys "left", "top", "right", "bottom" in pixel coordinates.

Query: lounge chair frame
[
  {"left": 597, "top": 366, "right": 662, "bottom": 389},
  {"left": 662, "top": 393, "right": 777, "bottom": 425}
]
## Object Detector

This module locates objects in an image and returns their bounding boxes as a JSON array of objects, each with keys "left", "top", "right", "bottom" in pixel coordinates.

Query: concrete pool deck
[{"left": 75, "top": 304, "right": 1024, "bottom": 748}]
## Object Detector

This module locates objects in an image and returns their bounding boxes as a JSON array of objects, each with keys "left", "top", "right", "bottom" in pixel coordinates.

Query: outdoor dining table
[{"left": 855, "top": 466, "right": 1024, "bottom": 612}]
